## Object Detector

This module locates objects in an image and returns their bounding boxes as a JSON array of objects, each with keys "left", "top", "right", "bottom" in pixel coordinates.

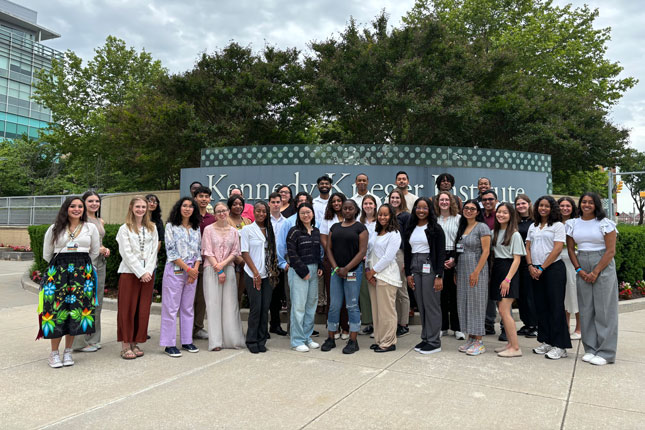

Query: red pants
[{"left": 117, "top": 273, "right": 154, "bottom": 343}]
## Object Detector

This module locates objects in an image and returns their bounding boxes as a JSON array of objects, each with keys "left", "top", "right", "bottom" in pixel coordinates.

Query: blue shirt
[{"left": 277, "top": 214, "right": 321, "bottom": 269}]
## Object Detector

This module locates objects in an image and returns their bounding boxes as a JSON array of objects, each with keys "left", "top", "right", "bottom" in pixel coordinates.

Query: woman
[
  {"left": 525, "top": 196, "right": 571, "bottom": 360},
  {"left": 240, "top": 201, "right": 279, "bottom": 354},
  {"left": 227, "top": 194, "right": 252, "bottom": 305},
  {"left": 359, "top": 195, "right": 378, "bottom": 336},
  {"left": 388, "top": 188, "right": 412, "bottom": 337},
  {"left": 146, "top": 194, "right": 164, "bottom": 252},
  {"left": 322, "top": 199, "right": 368, "bottom": 354},
  {"left": 41, "top": 197, "right": 100, "bottom": 368},
  {"left": 434, "top": 191, "right": 464, "bottom": 340},
  {"left": 565, "top": 192, "right": 618, "bottom": 366},
  {"left": 278, "top": 184, "right": 295, "bottom": 218},
  {"left": 72, "top": 191, "right": 109, "bottom": 353},
  {"left": 116, "top": 196, "right": 159, "bottom": 360},
  {"left": 286, "top": 202, "right": 323, "bottom": 352},
  {"left": 202, "top": 202, "right": 246, "bottom": 351},
  {"left": 558, "top": 196, "right": 581, "bottom": 340},
  {"left": 320, "top": 192, "right": 350, "bottom": 338},
  {"left": 491, "top": 203, "right": 526, "bottom": 358},
  {"left": 455, "top": 200, "right": 491, "bottom": 356},
  {"left": 403, "top": 198, "right": 446, "bottom": 354},
  {"left": 365, "top": 204, "right": 402, "bottom": 352},
  {"left": 159, "top": 197, "right": 202, "bottom": 357},
  {"left": 514, "top": 194, "right": 538, "bottom": 338}
]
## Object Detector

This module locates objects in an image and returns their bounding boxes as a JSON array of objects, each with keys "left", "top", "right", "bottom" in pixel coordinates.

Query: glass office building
[{"left": 0, "top": 0, "right": 61, "bottom": 140}]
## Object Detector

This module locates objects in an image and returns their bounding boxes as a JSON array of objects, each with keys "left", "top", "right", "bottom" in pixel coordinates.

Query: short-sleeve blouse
[
  {"left": 526, "top": 222, "right": 565, "bottom": 265},
  {"left": 201, "top": 224, "right": 240, "bottom": 268},
  {"left": 565, "top": 218, "right": 617, "bottom": 251},
  {"left": 493, "top": 230, "right": 526, "bottom": 259}
]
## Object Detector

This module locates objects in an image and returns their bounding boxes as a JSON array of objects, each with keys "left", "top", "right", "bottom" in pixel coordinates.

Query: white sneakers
[
  {"left": 62, "top": 348, "right": 74, "bottom": 366},
  {"left": 545, "top": 347, "right": 567, "bottom": 360},
  {"left": 455, "top": 331, "right": 466, "bottom": 340},
  {"left": 581, "top": 353, "right": 595, "bottom": 362},
  {"left": 532, "top": 343, "right": 552, "bottom": 355},
  {"left": 307, "top": 341, "right": 320, "bottom": 350},
  {"left": 48, "top": 351, "right": 63, "bottom": 368},
  {"left": 589, "top": 356, "right": 608, "bottom": 366},
  {"left": 293, "top": 345, "right": 309, "bottom": 352},
  {"left": 194, "top": 329, "right": 209, "bottom": 340}
]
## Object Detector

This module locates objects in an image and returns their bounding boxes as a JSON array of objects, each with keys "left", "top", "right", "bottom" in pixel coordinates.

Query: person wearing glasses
[
  {"left": 277, "top": 185, "right": 295, "bottom": 218},
  {"left": 146, "top": 194, "right": 164, "bottom": 253}
]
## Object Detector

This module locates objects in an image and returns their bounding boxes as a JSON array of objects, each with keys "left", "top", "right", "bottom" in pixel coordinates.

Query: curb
[{"left": 20, "top": 271, "right": 645, "bottom": 323}]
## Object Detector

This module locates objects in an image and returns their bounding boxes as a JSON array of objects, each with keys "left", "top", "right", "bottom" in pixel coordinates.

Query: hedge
[
  {"left": 29, "top": 224, "right": 166, "bottom": 292},
  {"left": 28, "top": 222, "right": 645, "bottom": 290}
]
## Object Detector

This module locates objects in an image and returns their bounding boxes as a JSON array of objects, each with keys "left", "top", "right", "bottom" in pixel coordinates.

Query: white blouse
[
  {"left": 565, "top": 218, "right": 617, "bottom": 251},
  {"left": 43, "top": 223, "right": 100, "bottom": 263},
  {"left": 319, "top": 214, "right": 340, "bottom": 236},
  {"left": 116, "top": 224, "right": 159, "bottom": 278},
  {"left": 368, "top": 231, "right": 402, "bottom": 287},
  {"left": 526, "top": 222, "right": 565, "bottom": 266},
  {"left": 240, "top": 222, "right": 268, "bottom": 279},
  {"left": 438, "top": 214, "right": 460, "bottom": 251}
]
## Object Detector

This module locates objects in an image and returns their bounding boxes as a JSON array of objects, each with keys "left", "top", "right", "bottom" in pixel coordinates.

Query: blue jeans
[
  {"left": 328, "top": 263, "right": 363, "bottom": 333},
  {"left": 288, "top": 264, "right": 319, "bottom": 348}
]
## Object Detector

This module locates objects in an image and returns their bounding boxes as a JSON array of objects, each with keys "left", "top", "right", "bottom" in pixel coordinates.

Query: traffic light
[
  {"left": 640, "top": 191, "right": 645, "bottom": 198},
  {"left": 616, "top": 181, "right": 624, "bottom": 193}
]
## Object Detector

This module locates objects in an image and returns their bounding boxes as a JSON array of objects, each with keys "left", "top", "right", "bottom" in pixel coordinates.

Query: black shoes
[
  {"left": 498, "top": 331, "right": 507, "bottom": 342},
  {"left": 414, "top": 341, "right": 426, "bottom": 352},
  {"left": 182, "top": 344, "right": 199, "bottom": 353},
  {"left": 312, "top": 330, "right": 319, "bottom": 337},
  {"left": 342, "top": 339, "right": 359, "bottom": 354},
  {"left": 370, "top": 343, "right": 379, "bottom": 350},
  {"left": 374, "top": 344, "right": 396, "bottom": 353},
  {"left": 362, "top": 325, "right": 374, "bottom": 335},
  {"left": 517, "top": 326, "right": 529, "bottom": 336},
  {"left": 396, "top": 325, "right": 410, "bottom": 337},
  {"left": 525, "top": 326, "right": 538, "bottom": 338},
  {"left": 270, "top": 326, "right": 288, "bottom": 336},
  {"left": 321, "top": 338, "right": 336, "bottom": 351},
  {"left": 258, "top": 345, "right": 267, "bottom": 353},
  {"left": 248, "top": 344, "right": 259, "bottom": 354}
]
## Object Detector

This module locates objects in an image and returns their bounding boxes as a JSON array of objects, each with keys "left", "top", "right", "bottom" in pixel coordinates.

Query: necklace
[
  {"left": 138, "top": 226, "right": 146, "bottom": 258},
  {"left": 68, "top": 223, "right": 82, "bottom": 240}
]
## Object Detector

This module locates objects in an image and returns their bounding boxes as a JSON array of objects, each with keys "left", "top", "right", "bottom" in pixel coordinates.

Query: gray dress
[{"left": 456, "top": 222, "right": 490, "bottom": 336}]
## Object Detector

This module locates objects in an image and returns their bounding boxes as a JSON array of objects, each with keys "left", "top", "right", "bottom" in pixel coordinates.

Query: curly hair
[
  {"left": 253, "top": 201, "right": 280, "bottom": 287},
  {"left": 375, "top": 204, "right": 400, "bottom": 234},
  {"left": 324, "top": 192, "right": 346, "bottom": 220},
  {"left": 167, "top": 197, "right": 201, "bottom": 229},
  {"left": 533, "top": 196, "right": 562, "bottom": 226},
  {"left": 433, "top": 191, "right": 459, "bottom": 216}
]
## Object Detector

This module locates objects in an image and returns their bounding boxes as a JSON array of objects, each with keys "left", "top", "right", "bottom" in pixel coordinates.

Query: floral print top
[{"left": 164, "top": 223, "right": 202, "bottom": 263}]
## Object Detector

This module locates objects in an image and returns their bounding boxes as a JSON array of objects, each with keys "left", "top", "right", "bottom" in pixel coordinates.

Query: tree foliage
[{"left": 619, "top": 150, "right": 645, "bottom": 225}]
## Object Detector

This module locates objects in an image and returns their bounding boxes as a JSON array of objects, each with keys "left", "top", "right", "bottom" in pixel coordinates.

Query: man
[
  {"left": 313, "top": 175, "right": 332, "bottom": 223},
  {"left": 476, "top": 177, "right": 492, "bottom": 207},
  {"left": 192, "top": 186, "right": 216, "bottom": 339},
  {"left": 480, "top": 188, "right": 502, "bottom": 338},
  {"left": 351, "top": 173, "right": 382, "bottom": 209},
  {"left": 433, "top": 173, "right": 463, "bottom": 210},
  {"left": 395, "top": 171, "right": 418, "bottom": 210},
  {"left": 276, "top": 192, "right": 319, "bottom": 336},
  {"left": 189, "top": 181, "right": 203, "bottom": 196},
  {"left": 230, "top": 187, "right": 255, "bottom": 221},
  {"left": 268, "top": 192, "right": 288, "bottom": 336}
]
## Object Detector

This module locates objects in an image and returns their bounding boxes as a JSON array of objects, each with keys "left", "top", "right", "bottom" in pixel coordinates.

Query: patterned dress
[{"left": 456, "top": 222, "right": 490, "bottom": 336}]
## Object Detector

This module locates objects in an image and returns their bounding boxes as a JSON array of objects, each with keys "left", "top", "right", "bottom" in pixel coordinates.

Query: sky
[{"left": 15, "top": 0, "right": 644, "bottom": 211}]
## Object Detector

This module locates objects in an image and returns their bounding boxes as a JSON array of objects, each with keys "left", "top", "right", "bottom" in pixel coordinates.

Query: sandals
[
  {"left": 131, "top": 345, "right": 144, "bottom": 357},
  {"left": 120, "top": 349, "right": 136, "bottom": 360}
]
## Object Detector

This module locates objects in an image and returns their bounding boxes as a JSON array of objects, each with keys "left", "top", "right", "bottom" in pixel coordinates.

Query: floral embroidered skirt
[{"left": 40, "top": 252, "right": 97, "bottom": 339}]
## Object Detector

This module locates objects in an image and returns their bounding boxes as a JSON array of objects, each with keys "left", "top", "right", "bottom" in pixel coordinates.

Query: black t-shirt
[{"left": 330, "top": 221, "right": 366, "bottom": 270}]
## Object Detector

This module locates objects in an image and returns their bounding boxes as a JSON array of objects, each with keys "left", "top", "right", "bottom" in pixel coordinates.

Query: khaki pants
[{"left": 369, "top": 279, "right": 398, "bottom": 348}]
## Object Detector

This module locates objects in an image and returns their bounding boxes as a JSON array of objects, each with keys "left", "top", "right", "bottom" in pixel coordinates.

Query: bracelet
[
  {"left": 575, "top": 268, "right": 582, "bottom": 273},
  {"left": 537, "top": 266, "right": 544, "bottom": 272},
  {"left": 504, "top": 278, "right": 511, "bottom": 283},
  {"left": 218, "top": 270, "right": 224, "bottom": 274},
  {"left": 331, "top": 267, "right": 339, "bottom": 276}
]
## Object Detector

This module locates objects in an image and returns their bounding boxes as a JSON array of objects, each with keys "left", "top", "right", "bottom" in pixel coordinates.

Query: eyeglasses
[
  {"left": 482, "top": 198, "right": 495, "bottom": 202},
  {"left": 215, "top": 210, "right": 228, "bottom": 214},
  {"left": 279, "top": 190, "right": 290, "bottom": 195},
  {"left": 147, "top": 200, "right": 158, "bottom": 205},
  {"left": 463, "top": 207, "right": 477, "bottom": 212}
]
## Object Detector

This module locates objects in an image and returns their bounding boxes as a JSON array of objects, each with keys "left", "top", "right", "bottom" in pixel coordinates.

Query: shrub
[{"left": 615, "top": 225, "right": 645, "bottom": 283}]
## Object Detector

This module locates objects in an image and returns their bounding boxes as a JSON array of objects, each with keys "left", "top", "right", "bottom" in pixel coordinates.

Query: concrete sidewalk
[{"left": 2, "top": 260, "right": 644, "bottom": 429}]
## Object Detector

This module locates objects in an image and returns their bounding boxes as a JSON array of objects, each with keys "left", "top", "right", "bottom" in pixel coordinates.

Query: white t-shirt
[
  {"left": 351, "top": 193, "right": 382, "bottom": 211},
  {"left": 526, "top": 222, "right": 565, "bottom": 265},
  {"left": 319, "top": 214, "right": 340, "bottom": 236},
  {"left": 312, "top": 196, "right": 329, "bottom": 224},
  {"left": 240, "top": 223, "right": 268, "bottom": 278},
  {"left": 403, "top": 192, "right": 418, "bottom": 212},
  {"left": 565, "top": 218, "right": 616, "bottom": 251},
  {"left": 409, "top": 225, "right": 430, "bottom": 254}
]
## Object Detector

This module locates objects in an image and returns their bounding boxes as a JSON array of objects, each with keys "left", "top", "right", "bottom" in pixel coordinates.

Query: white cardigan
[
  {"left": 116, "top": 224, "right": 159, "bottom": 278},
  {"left": 367, "top": 231, "right": 402, "bottom": 287}
]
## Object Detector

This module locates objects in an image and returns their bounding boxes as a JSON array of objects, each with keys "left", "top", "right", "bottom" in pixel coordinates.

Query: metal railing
[{"left": 0, "top": 195, "right": 67, "bottom": 225}]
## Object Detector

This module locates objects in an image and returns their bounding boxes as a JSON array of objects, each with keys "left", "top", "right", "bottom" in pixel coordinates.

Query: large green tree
[{"left": 619, "top": 149, "right": 645, "bottom": 225}]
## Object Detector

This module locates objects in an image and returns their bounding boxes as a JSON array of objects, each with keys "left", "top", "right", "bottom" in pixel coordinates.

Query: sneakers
[
  {"left": 440, "top": 330, "right": 448, "bottom": 338},
  {"left": 589, "top": 356, "right": 608, "bottom": 366},
  {"left": 341, "top": 332, "right": 350, "bottom": 340},
  {"left": 525, "top": 327, "right": 538, "bottom": 338},
  {"left": 194, "top": 329, "right": 209, "bottom": 340},
  {"left": 307, "top": 341, "right": 320, "bottom": 350},
  {"left": 79, "top": 344, "right": 98, "bottom": 353},
  {"left": 419, "top": 345, "right": 441, "bottom": 355},
  {"left": 517, "top": 326, "right": 530, "bottom": 336},
  {"left": 533, "top": 343, "right": 552, "bottom": 355},
  {"left": 466, "top": 341, "right": 485, "bottom": 356},
  {"left": 182, "top": 344, "right": 200, "bottom": 353},
  {"left": 414, "top": 341, "right": 426, "bottom": 352},
  {"left": 454, "top": 331, "right": 466, "bottom": 340},
  {"left": 165, "top": 346, "right": 182, "bottom": 357},
  {"left": 581, "top": 353, "right": 595, "bottom": 363},
  {"left": 342, "top": 339, "right": 359, "bottom": 354},
  {"left": 321, "top": 338, "right": 336, "bottom": 352},
  {"left": 334, "top": 332, "right": 341, "bottom": 340},
  {"left": 396, "top": 325, "right": 410, "bottom": 337},
  {"left": 311, "top": 330, "right": 320, "bottom": 337},
  {"left": 545, "top": 347, "right": 567, "bottom": 360},
  {"left": 498, "top": 331, "right": 507, "bottom": 342},
  {"left": 485, "top": 326, "right": 495, "bottom": 335},
  {"left": 293, "top": 345, "right": 309, "bottom": 352},
  {"left": 570, "top": 331, "right": 581, "bottom": 340},
  {"left": 62, "top": 348, "right": 74, "bottom": 367},
  {"left": 498, "top": 348, "right": 522, "bottom": 358},
  {"left": 361, "top": 325, "right": 374, "bottom": 335},
  {"left": 458, "top": 339, "right": 475, "bottom": 353},
  {"left": 48, "top": 351, "right": 63, "bottom": 368}
]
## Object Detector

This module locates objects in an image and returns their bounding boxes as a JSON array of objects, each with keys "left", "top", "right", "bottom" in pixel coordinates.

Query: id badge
[
  {"left": 456, "top": 243, "right": 465, "bottom": 253},
  {"left": 65, "top": 242, "right": 78, "bottom": 252},
  {"left": 173, "top": 264, "right": 183, "bottom": 275},
  {"left": 346, "top": 271, "right": 357, "bottom": 281},
  {"left": 422, "top": 263, "right": 431, "bottom": 274},
  {"left": 140, "top": 259, "right": 146, "bottom": 268}
]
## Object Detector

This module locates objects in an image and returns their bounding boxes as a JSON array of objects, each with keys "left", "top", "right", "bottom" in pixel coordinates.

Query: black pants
[
  {"left": 245, "top": 274, "right": 273, "bottom": 348},
  {"left": 518, "top": 263, "right": 537, "bottom": 327},
  {"left": 440, "top": 266, "right": 460, "bottom": 331},
  {"left": 533, "top": 260, "right": 572, "bottom": 349},
  {"left": 269, "top": 270, "right": 286, "bottom": 329}
]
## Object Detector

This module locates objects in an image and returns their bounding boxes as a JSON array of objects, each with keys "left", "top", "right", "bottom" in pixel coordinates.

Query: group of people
[{"left": 39, "top": 172, "right": 619, "bottom": 368}]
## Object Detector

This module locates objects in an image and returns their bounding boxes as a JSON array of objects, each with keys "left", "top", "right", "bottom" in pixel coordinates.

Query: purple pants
[{"left": 159, "top": 260, "right": 198, "bottom": 347}]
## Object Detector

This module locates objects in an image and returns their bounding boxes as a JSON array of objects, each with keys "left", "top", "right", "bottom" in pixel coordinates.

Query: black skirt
[
  {"left": 40, "top": 252, "right": 97, "bottom": 339},
  {"left": 489, "top": 258, "right": 520, "bottom": 301}
]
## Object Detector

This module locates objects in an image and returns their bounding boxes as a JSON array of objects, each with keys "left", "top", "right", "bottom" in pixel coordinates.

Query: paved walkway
[{"left": 1, "top": 260, "right": 644, "bottom": 429}]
